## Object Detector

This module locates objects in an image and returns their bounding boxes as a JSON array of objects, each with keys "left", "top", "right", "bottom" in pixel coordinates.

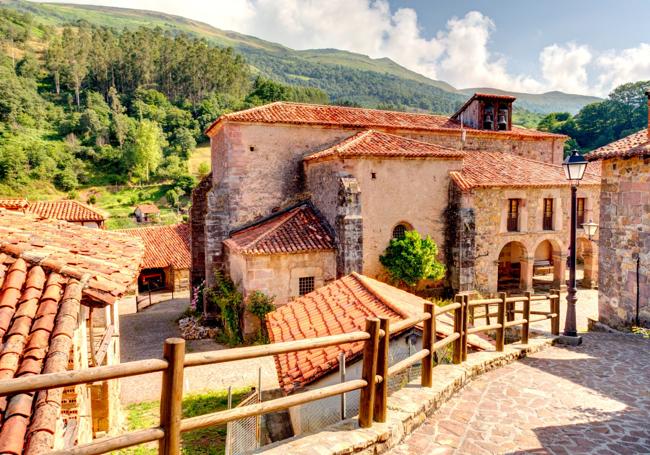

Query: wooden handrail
[
  {"left": 390, "top": 312, "right": 431, "bottom": 334},
  {"left": 435, "top": 301, "right": 461, "bottom": 315},
  {"left": 49, "top": 427, "right": 165, "bottom": 455},
  {"left": 467, "top": 323, "right": 502, "bottom": 335},
  {"left": 433, "top": 332, "right": 460, "bottom": 351},
  {"left": 387, "top": 349, "right": 430, "bottom": 377}
]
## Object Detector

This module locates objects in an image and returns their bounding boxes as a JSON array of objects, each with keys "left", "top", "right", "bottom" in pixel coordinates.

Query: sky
[{"left": 40, "top": 0, "right": 650, "bottom": 96}]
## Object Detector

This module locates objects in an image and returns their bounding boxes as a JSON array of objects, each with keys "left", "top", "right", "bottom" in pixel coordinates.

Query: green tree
[
  {"left": 247, "top": 291, "right": 275, "bottom": 343},
  {"left": 379, "top": 230, "right": 446, "bottom": 288},
  {"left": 126, "top": 119, "right": 165, "bottom": 183}
]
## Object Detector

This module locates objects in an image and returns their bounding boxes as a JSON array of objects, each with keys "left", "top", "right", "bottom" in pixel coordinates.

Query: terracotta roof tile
[
  {"left": 27, "top": 201, "right": 105, "bottom": 223},
  {"left": 304, "top": 130, "right": 465, "bottom": 162},
  {"left": 224, "top": 204, "right": 334, "bottom": 256},
  {"left": 135, "top": 204, "right": 160, "bottom": 214},
  {"left": 0, "top": 200, "right": 28, "bottom": 211},
  {"left": 450, "top": 151, "right": 601, "bottom": 192},
  {"left": 586, "top": 129, "right": 650, "bottom": 161},
  {"left": 205, "top": 101, "right": 565, "bottom": 140},
  {"left": 266, "top": 273, "right": 492, "bottom": 393},
  {"left": 117, "top": 224, "right": 190, "bottom": 270}
]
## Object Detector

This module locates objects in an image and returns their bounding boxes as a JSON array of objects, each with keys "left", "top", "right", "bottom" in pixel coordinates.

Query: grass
[
  {"left": 115, "top": 387, "right": 252, "bottom": 455},
  {"left": 188, "top": 143, "right": 211, "bottom": 178}
]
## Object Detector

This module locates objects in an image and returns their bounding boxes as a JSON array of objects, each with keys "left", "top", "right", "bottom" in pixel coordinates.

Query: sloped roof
[
  {"left": 134, "top": 204, "right": 159, "bottom": 214},
  {"left": 27, "top": 200, "right": 105, "bottom": 223},
  {"left": 224, "top": 204, "right": 334, "bottom": 256},
  {"left": 450, "top": 151, "right": 601, "bottom": 192},
  {"left": 0, "top": 199, "right": 29, "bottom": 211},
  {"left": 266, "top": 273, "right": 492, "bottom": 393},
  {"left": 205, "top": 101, "right": 565, "bottom": 140},
  {"left": 586, "top": 129, "right": 650, "bottom": 161},
  {"left": 118, "top": 224, "right": 191, "bottom": 270},
  {"left": 0, "top": 210, "right": 144, "bottom": 306},
  {"left": 304, "top": 130, "right": 465, "bottom": 162}
]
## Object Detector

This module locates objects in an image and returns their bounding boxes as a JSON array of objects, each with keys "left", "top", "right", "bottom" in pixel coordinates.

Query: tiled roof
[
  {"left": 0, "top": 209, "right": 144, "bottom": 306},
  {"left": 304, "top": 130, "right": 465, "bottom": 162},
  {"left": 134, "top": 204, "right": 159, "bottom": 214},
  {"left": 27, "top": 200, "right": 105, "bottom": 223},
  {"left": 266, "top": 273, "right": 492, "bottom": 393},
  {"left": 118, "top": 224, "right": 191, "bottom": 270},
  {"left": 450, "top": 151, "right": 601, "bottom": 192},
  {"left": 0, "top": 211, "right": 145, "bottom": 454},
  {"left": 224, "top": 204, "right": 334, "bottom": 256},
  {"left": 205, "top": 102, "right": 565, "bottom": 140},
  {"left": 585, "top": 129, "right": 650, "bottom": 161},
  {"left": 0, "top": 199, "right": 28, "bottom": 211}
]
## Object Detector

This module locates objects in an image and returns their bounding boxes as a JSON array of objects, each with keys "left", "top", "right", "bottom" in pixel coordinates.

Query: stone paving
[{"left": 390, "top": 332, "right": 650, "bottom": 455}]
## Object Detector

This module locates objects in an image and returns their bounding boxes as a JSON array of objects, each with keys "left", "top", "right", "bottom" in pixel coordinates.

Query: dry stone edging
[{"left": 257, "top": 336, "right": 556, "bottom": 455}]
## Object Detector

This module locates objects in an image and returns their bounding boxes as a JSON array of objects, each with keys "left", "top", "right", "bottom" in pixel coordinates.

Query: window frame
[
  {"left": 543, "top": 198, "right": 554, "bottom": 231},
  {"left": 577, "top": 198, "right": 586, "bottom": 226},
  {"left": 392, "top": 223, "right": 409, "bottom": 240},
  {"left": 507, "top": 199, "right": 520, "bottom": 232},
  {"left": 298, "top": 276, "right": 315, "bottom": 296}
]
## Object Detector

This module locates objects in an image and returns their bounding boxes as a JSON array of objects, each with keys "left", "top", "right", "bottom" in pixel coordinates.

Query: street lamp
[
  {"left": 561, "top": 150, "right": 588, "bottom": 343},
  {"left": 583, "top": 219, "right": 598, "bottom": 241}
]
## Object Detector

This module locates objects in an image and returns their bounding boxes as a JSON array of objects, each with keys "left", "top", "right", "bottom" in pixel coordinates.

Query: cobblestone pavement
[
  {"left": 119, "top": 298, "right": 278, "bottom": 404},
  {"left": 390, "top": 333, "right": 650, "bottom": 454}
]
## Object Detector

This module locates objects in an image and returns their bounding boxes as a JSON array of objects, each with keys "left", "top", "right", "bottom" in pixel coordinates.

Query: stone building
[
  {"left": 0, "top": 209, "right": 143, "bottom": 453},
  {"left": 586, "top": 91, "right": 650, "bottom": 329},
  {"left": 191, "top": 93, "right": 600, "bottom": 310}
]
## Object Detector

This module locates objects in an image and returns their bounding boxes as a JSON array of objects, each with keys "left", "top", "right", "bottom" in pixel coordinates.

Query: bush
[
  {"left": 54, "top": 168, "right": 78, "bottom": 191},
  {"left": 197, "top": 162, "right": 210, "bottom": 177},
  {"left": 87, "top": 195, "right": 97, "bottom": 204},
  {"left": 247, "top": 291, "right": 275, "bottom": 343},
  {"left": 205, "top": 271, "right": 243, "bottom": 346}
]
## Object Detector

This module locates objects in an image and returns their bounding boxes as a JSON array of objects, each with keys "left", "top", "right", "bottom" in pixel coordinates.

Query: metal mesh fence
[{"left": 226, "top": 392, "right": 260, "bottom": 455}]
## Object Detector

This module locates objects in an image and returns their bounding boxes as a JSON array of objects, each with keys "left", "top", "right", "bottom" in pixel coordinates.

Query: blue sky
[{"left": 42, "top": 0, "right": 650, "bottom": 96}]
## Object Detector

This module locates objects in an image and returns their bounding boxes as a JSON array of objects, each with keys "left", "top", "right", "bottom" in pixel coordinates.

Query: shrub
[
  {"left": 247, "top": 291, "right": 275, "bottom": 343},
  {"left": 87, "top": 195, "right": 97, "bottom": 205},
  {"left": 205, "top": 271, "right": 243, "bottom": 346},
  {"left": 197, "top": 162, "right": 210, "bottom": 177},
  {"left": 54, "top": 168, "right": 78, "bottom": 191}
]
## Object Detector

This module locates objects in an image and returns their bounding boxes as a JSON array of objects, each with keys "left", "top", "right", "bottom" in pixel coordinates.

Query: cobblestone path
[{"left": 390, "top": 333, "right": 650, "bottom": 454}]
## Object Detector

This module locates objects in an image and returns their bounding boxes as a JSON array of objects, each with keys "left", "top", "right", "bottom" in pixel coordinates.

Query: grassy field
[
  {"left": 188, "top": 143, "right": 211, "bottom": 178},
  {"left": 115, "top": 388, "right": 252, "bottom": 455}
]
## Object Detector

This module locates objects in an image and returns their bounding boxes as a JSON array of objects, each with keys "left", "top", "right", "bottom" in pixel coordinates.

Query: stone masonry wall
[
  {"left": 189, "top": 173, "right": 212, "bottom": 285},
  {"left": 336, "top": 176, "right": 363, "bottom": 276},
  {"left": 598, "top": 155, "right": 650, "bottom": 328}
]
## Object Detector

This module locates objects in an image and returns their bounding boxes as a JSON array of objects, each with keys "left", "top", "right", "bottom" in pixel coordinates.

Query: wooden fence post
[
  {"left": 359, "top": 318, "right": 380, "bottom": 428},
  {"left": 550, "top": 289, "right": 560, "bottom": 336},
  {"left": 421, "top": 303, "right": 435, "bottom": 388},
  {"left": 374, "top": 317, "right": 390, "bottom": 422},
  {"left": 159, "top": 338, "right": 185, "bottom": 455},
  {"left": 496, "top": 293, "right": 506, "bottom": 352},
  {"left": 522, "top": 291, "right": 531, "bottom": 345},
  {"left": 452, "top": 295, "right": 463, "bottom": 364},
  {"left": 461, "top": 295, "right": 469, "bottom": 362}
]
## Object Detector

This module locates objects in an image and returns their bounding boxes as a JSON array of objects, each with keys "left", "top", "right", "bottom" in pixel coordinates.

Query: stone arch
[
  {"left": 497, "top": 241, "right": 529, "bottom": 292},
  {"left": 391, "top": 221, "right": 413, "bottom": 239},
  {"left": 532, "top": 237, "right": 565, "bottom": 292},
  {"left": 577, "top": 237, "right": 597, "bottom": 288}
]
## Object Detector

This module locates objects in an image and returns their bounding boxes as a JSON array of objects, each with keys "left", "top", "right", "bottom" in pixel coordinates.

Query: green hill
[{"left": 3, "top": 0, "right": 600, "bottom": 114}]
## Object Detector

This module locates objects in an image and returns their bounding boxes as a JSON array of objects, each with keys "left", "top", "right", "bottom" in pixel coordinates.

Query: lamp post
[{"left": 561, "top": 150, "right": 589, "bottom": 344}]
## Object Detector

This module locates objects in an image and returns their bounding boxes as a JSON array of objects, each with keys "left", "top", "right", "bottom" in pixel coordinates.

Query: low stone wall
[{"left": 257, "top": 336, "right": 555, "bottom": 455}]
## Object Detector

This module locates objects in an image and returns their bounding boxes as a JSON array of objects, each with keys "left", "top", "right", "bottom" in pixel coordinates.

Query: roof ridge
[
  {"left": 351, "top": 272, "right": 413, "bottom": 319},
  {"left": 239, "top": 206, "right": 303, "bottom": 251},
  {"left": 465, "top": 150, "right": 600, "bottom": 174}
]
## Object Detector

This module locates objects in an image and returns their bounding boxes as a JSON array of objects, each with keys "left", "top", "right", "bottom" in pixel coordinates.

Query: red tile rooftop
[
  {"left": 304, "top": 130, "right": 465, "bottom": 162},
  {"left": 27, "top": 200, "right": 105, "bottom": 223},
  {"left": 205, "top": 101, "right": 566, "bottom": 140},
  {"left": 0, "top": 199, "right": 29, "bottom": 211},
  {"left": 118, "top": 223, "right": 190, "bottom": 270},
  {"left": 224, "top": 203, "right": 334, "bottom": 256},
  {"left": 586, "top": 129, "right": 650, "bottom": 160},
  {"left": 450, "top": 151, "right": 601, "bottom": 192},
  {"left": 134, "top": 204, "right": 160, "bottom": 214}
]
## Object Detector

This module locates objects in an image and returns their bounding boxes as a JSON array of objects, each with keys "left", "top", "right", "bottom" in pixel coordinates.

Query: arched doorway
[
  {"left": 531, "top": 239, "right": 564, "bottom": 293},
  {"left": 497, "top": 241, "right": 527, "bottom": 292},
  {"left": 577, "top": 237, "right": 597, "bottom": 288}
]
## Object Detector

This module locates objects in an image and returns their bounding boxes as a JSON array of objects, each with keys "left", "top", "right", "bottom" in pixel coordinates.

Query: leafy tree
[
  {"left": 15, "top": 55, "right": 39, "bottom": 79},
  {"left": 247, "top": 291, "right": 275, "bottom": 343},
  {"left": 126, "top": 119, "right": 165, "bottom": 183},
  {"left": 197, "top": 162, "right": 210, "bottom": 177},
  {"left": 165, "top": 186, "right": 184, "bottom": 208},
  {"left": 54, "top": 168, "right": 78, "bottom": 191},
  {"left": 379, "top": 230, "right": 446, "bottom": 288}
]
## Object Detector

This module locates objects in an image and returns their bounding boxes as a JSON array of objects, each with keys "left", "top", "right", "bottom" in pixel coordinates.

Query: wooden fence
[{"left": 0, "top": 291, "right": 560, "bottom": 455}]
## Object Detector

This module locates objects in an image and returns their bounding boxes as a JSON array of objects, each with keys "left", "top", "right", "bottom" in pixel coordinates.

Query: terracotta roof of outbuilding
[
  {"left": 450, "top": 151, "right": 601, "bottom": 192},
  {"left": 27, "top": 200, "right": 105, "bottom": 223},
  {"left": 585, "top": 129, "right": 650, "bottom": 161},
  {"left": 0, "top": 209, "right": 144, "bottom": 307},
  {"left": 304, "top": 130, "right": 465, "bottom": 162},
  {"left": 205, "top": 101, "right": 565, "bottom": 140},
  {"left": 0, "top": 211, "right": 144, "bottom": 454},
  {"left": 224, "top": 204, "right": 334, "bottom": 256},
  {"left": 266, "top": 273, "right": 493, "bottom": 393},
  {"left": 118, "top": 224, "right": 190, "bottom": 270},
  {"left": 0, "top": 199, "right": 29, "bottom": 211},
  {"left": 134, "top": 204, "right": 159, "bottom": 214}
]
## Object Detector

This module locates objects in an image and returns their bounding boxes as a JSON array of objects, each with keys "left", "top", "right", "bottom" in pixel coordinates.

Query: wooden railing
[{"left": 0, "top": 292, "right": 560, "bottom": 455}]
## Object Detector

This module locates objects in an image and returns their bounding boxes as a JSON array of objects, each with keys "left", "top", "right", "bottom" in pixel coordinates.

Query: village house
[
  {"left": 585, "top": 90, "right": 650, "bottom": 329},
  {"left": 118, "top": 223, "right": 191, "bottom": 295},
  {"left": 0, "top": 199, "right": 106, "bottom": 229},
  {"left": 0, "top": 209, "right": 143, "bottom": 453},
  {"left": 133, "top": 204, "right": 160, "bottom": 223},
  {"left": 191, "top": 93, "right": 601, "bottom": 327},
  {"left": 266, "top": 272, "right": 493, "bottom": 435}
]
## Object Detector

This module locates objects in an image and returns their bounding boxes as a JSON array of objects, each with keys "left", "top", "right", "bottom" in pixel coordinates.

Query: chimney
[{"left": 646, "top": 89, "right": 650, "bottom": 142}]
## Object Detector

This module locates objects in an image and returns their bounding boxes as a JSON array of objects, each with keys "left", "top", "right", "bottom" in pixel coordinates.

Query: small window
[
  {"left": 543, "top": 198, "right": 554, "bottom": 231},
  {"left": 577, "top": 198, "right": 586, "bottom": 226},
  {"left": 371, "top": 172, "right": 377, "bottom": 179},
  {"left": 249, "top": 146, "right": 255, "bottom": 152},
  {"left": 392, "top": 224, "right": 408, "bottom": 239},
  {"left": 507, "top": 199, "right": 520, "bottom": 232},
  {"left": 298, "top": 276, "right": 315, "bottom": 296}
]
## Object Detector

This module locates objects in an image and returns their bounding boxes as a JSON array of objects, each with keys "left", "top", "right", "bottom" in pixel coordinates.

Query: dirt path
[{"left": 119, "top": 298, "right": 278, "bottom": 404}]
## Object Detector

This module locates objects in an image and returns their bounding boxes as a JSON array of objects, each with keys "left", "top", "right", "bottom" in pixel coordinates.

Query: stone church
[{"left": 191, "top": 93, "right": 601, "bottom": 323}]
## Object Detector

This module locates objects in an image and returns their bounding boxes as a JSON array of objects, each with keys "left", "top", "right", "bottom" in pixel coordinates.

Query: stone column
[
  {"left": 336, "top": 176, "right": 363, "bottom": 276},
  {"left": 582, "top": 247, "right": 598, "bottom": 289},
  {"left": 553, "top": 251, "right": 567, "bottom": 290},
  {"left": 519, "top": 256, "right": 535, "bottom": 292}
]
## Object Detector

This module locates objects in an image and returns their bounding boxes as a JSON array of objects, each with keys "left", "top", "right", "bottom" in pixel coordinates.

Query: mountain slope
[
  {"left": 4, "top": 0, "right": 600, "bottom": 114},
  {"left": 460, "top": 88, "right": 601, "bottom": 114}
]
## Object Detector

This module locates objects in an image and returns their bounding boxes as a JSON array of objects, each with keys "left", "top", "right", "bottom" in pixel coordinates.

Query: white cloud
[
  {"left": 539, "top": 43, "right": 592, "bottom": 94},
  {"left": 596, "top": 43, "right": 650, "bottom": 96}
]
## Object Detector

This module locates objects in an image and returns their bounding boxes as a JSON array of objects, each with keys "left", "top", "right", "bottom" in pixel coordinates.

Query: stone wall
[
  {"left": 190, "top": 173, "right": 212, "bottom": 285},
  {"left": 598, "top": 155, "right": 650, "bottom": 328},
  {"left": 462, "top": 184, "right": 600, "bottom": 294}
]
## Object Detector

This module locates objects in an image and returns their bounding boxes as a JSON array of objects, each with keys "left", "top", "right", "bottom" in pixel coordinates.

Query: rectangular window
[
  {"left": 507, "top": 199, "right": 519, "bottom": 232},
  {"left": 298, "top": 276, "right": 315, "bottom": 296},
  {"left": 543, "top": 198, "right": 554, "bottom": 231},
  {"left": 577, "top": 198, "right": 586, "bottom": 226}
]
